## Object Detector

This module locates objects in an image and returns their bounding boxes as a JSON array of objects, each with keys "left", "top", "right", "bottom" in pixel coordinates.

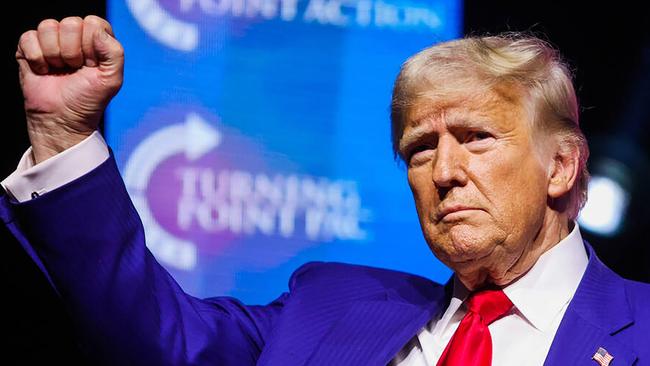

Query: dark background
[{"left": 4, "top": 0, "right": 649, "bottom": 363}]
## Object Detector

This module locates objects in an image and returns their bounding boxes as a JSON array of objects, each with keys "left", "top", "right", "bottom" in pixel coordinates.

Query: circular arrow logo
[
  {"left": 121, "top": 106, "right": 371, "bottom": 276},
  {"left": 123, "top": 112, "right": 221, "bottom": 270},
  {"left": 126, "top": 0, "right": 200, "bottom": 51}
]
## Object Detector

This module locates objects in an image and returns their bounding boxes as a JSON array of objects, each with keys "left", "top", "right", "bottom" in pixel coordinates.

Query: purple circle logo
[{"left": 123, "top": 106, "right": 372, "bottom": 278}]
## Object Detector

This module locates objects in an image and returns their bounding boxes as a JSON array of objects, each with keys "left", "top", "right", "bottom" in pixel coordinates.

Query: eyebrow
[
  {"left": 399, "top": 125, "right": 431, "bottom": 152},
  {"left": 400, "top": 114, "right": 492, "bottom": 152}
]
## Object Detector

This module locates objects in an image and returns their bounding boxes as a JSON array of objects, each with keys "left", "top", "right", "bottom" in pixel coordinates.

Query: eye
[
  {"left": 407, "top": 145, "right": 434, "bottom": 165},
  {"left": 467, "top": 131, "right": 492, "bottom": 142},
  {"left": 464, "top": 131, "right": 495, "bottom": 149}
]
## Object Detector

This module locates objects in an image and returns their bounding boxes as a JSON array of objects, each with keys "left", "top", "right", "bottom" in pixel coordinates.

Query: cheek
[
  {"left": 407, "top": 168, "right": 436, "bottom": 216},
  {"left": 481, "top": 154, "right": 548, "bottom": 228},
  {"left": 513, "top": 155, "right": 548, "bottom": 201}
]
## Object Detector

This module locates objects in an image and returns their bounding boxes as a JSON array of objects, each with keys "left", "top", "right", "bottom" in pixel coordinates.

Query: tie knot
[{"left": 466, "top": 288, "right": 513, "bottom": 325}]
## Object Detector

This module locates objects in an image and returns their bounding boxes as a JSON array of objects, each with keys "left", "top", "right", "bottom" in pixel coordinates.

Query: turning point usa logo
[
  {"left": 126, "top": 0, "right": 447, "bottom": 51},
  {"left": 123, "top": 106, "right": 372, "bottom": 271}
]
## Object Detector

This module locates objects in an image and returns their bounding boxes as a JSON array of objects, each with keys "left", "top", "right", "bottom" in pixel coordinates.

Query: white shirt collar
[
  {"left": 442, "top": 223, "right": 588, "bottom": 332},
  {"left": 503, "top": 223, "right": 588, "bottom": 331}
]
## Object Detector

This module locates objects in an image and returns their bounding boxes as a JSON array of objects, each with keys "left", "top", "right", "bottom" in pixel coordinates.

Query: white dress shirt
[
  {"left": 1, "top": 132, "right": 589, "bottom": 366},
  {"left": 391, "top": 223, "right": 588, "bottom": 365},
  {"left": 1, "top": 131, "right": 109, "bottom": 202}
]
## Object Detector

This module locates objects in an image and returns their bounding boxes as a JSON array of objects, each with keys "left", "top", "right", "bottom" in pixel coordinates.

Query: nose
[{"left": 431, "top": 135, "right": 468, "bottom": 190}]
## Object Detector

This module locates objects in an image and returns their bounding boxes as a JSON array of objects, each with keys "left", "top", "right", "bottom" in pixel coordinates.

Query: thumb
[
  {"left": 93, "top": 29, "right": 124, "bottom": 73},
  {"left": 15, "top": 45, "right": 44, "bottom": 78},
  {"left": 16, "top": 54, "right": 35, "bottom": 78},
  {"left": 15, "top": 47, "right": 43, "bottom": 92}
]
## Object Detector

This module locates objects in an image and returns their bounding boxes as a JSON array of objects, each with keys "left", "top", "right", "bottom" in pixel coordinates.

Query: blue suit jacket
[{"left": 1, "top": 155, "right": 649, "bottom": 365}]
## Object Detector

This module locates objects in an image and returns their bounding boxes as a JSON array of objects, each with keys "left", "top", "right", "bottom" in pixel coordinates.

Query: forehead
[{"left": 404, "top": 83, "right": 528, "bottom": 133}]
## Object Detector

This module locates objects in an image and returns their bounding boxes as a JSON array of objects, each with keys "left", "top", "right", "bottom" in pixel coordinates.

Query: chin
[{"left": 429, "top": 223, "right": 501, "bottom": 267}]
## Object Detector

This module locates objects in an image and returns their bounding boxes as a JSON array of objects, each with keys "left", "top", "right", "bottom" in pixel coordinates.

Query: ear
[{"left": 548, "top": 142, "right": 580, "bottom": 199}]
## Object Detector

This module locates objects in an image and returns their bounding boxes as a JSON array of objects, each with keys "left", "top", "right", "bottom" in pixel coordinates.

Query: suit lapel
[
  {"left": 305, "top": 287, "right": 449, "bottom": 366},
  {"left": 0, "top": 188, "right": 14, "bottom": 223},
  {"left": 544, "top": 242, "right": 637, "bottom": 366}
]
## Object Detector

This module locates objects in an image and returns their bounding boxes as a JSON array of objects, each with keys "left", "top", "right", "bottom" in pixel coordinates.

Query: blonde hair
[{"left": 391, "top": 33, "right": 589, "bottom": 219}]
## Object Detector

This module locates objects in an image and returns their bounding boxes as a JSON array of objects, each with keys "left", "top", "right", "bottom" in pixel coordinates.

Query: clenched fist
[{"left": 16, "top": 16, "right": 124, "bottom": 164}]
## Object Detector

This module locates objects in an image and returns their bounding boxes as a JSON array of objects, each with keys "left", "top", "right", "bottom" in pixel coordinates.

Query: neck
[{"left": 457, "top": 211, "right": 571, "bottom": 290}]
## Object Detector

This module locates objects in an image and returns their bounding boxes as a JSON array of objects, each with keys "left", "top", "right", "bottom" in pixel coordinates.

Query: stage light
[
  {"left": 577, "top": 137, "right": 648, "bottom": 238},
  {"left": 578, "top": 175, "right": 629, "bottom": 236}
]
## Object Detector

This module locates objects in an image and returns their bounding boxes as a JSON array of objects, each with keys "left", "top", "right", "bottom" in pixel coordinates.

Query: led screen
[{"left": 107, "top": 0, "right": 462, "bottom": 303}]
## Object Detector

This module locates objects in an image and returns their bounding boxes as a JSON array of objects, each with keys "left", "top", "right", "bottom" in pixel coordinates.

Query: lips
[{"left": 436, "top": 204, "right": 481, "bottom": 221}]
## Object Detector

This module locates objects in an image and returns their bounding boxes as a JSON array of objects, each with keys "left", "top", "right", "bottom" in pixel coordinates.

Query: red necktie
[{"left": 436, "top": 288, "right": 513, "bottom": 366}]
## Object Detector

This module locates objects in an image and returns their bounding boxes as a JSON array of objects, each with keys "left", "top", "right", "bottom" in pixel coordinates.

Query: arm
[
  {"left": 3, "top": 152, "right": 282, "bottom": 365},
  {"left": 5, "top": 16, "right": 283, "bottom": 365}
]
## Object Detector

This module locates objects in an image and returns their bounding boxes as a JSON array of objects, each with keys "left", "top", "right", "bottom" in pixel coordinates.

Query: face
[{"left": 400, "top": 84, "right": 553, "bottom": 288}]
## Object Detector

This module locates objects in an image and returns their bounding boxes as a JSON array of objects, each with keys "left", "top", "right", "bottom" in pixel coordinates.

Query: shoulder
[
  {"left": 623, "top": 279, "right": 650, "bottom": 322},
  {"left": 587, "top": 248, "right": 650, "bottom": 320},
  {"left": 288, "top": 261, "right": 442, "bottom": 288},
  {"left": 287, "top": 261, "right": 446, "bottom": 306},
  {"left": 587, "top": 244, "right": 650, "bottom": 317},
  {"left": 619, "top": 279, "right": 650, "bottom": 361}
]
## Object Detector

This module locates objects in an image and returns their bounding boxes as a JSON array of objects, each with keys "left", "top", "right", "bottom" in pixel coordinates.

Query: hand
[{"left": 16, "top": 16, "right": 124, "bottom": 164}]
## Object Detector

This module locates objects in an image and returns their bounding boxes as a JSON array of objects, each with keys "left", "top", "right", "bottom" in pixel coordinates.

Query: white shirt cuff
[{"left": 1, "top": 131, "right": 110, "bottom": 202}]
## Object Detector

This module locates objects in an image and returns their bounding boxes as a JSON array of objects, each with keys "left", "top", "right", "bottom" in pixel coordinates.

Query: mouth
[{"left": 436, "top": 205, "right": 481, "bottom": 222}]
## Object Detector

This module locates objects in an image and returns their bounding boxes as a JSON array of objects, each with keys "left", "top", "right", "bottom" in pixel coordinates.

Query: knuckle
[
  {"left": 37, "top": 18, "right": 59, "bottom": 32},
  {"left": 82, "top": 39, "right": 95, "bottom": 53},
  {"left": 114, "top": 44, "right": 125, "bottom": 58},
  {"left": 43, "top": 53, "right": 60, "bottom": 61},
  {"left": 85, "top": 15, "right": 112, "bottom": 35},
  {"left": 25, "top": 54, "right": 42, "bottom": 63},
  {"left": 24, "top": 49, "right": 42, "bottom": 62},
  {"left": 41, "top": 47, "right": 56, "bottom": 57},
  {"left": 60, "top": 49, "right": 80, "bottom": 60},
  {"left": 19, "top": 30, "right": 35, "bottom": 46},
  {"left": 106, "top": 78, "right": 124, "bottom": 92},
  {"left": 60, "top": 16, "right": 83, "bottom": 30},
  {"left": 84, "top": 15, "right": 105, "bottom": 28}
]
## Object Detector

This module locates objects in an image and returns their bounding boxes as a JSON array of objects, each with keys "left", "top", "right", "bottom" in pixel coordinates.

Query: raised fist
[{"left": 16, "top": 15, "right": 124, "bottom": 164}]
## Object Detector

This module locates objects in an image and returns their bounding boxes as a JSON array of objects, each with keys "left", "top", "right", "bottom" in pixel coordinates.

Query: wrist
[{"left": 26, "top": 117, "right": 96, "bottom": 164}]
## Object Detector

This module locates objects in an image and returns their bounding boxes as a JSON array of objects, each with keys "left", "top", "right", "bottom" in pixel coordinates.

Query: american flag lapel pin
[{"left": 592, "top": 347, "right": 614, "bottom": 366}]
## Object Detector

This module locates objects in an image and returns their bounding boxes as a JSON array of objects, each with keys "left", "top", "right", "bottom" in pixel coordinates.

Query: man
[{"left": 1, "top": 15, "right": 648, "bottom": 365}]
